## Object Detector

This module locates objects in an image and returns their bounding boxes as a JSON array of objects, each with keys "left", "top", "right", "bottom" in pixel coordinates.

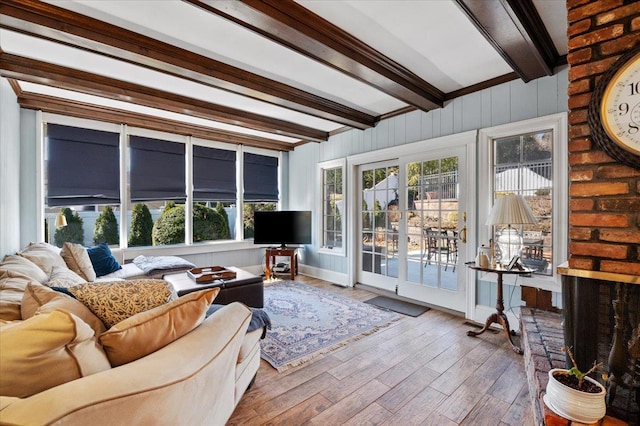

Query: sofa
[{"left": 0, "top": 242, "right": 262, "bottom": 425}]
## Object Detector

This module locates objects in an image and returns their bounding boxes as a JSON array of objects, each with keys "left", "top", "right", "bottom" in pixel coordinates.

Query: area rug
[
  {"left": 260, "top": 281, "right": 401, "bottom": 372},
  {"left": 364, "top": 295, "right": 430, "bottom": 317}
]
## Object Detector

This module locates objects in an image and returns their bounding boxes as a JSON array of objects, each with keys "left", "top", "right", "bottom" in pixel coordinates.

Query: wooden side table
[
  {"left": 466, "top": 262, "right": 532, "bottom": 354},
  {"left": 265, "top": 247, "right": 298, "bottom": 281}
]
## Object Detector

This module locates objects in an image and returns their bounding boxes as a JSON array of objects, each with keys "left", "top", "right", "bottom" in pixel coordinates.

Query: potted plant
[{"left": 544, "top": 347, "right": 607, "bottom": 423}]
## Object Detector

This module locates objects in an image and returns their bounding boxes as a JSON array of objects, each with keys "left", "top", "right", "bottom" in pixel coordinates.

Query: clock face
[{"left": 600, "top": 51, "right": 640, "bottom": 156}]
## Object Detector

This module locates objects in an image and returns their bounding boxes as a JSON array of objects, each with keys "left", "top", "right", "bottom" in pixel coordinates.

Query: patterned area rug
[{"left": 260, "top": 281, "right": 401, "bottom": 372}]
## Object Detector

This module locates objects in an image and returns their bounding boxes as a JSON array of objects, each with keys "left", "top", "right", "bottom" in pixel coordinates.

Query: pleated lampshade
[{"left": 486, "top": 194, "right": 537, "bottom": 226}]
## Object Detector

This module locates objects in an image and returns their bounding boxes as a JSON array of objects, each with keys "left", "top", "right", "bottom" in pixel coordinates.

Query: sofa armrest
[{"left": 0, "top": 303, "right": 252, "bottom": 426}]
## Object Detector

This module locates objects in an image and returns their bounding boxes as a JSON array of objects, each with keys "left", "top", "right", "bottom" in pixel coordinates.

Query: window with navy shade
[
  {"left": 46, "top": 123, "right": 120, "bottom": 207},
  {"left": 193, "top": 145, "right": 236, "bottom": 202},
  {"left": 129, "top": 136, "right": 186, "bottom": 202},
  {"left": 243, "top": 152, "right": 278, "bottom": 201}
]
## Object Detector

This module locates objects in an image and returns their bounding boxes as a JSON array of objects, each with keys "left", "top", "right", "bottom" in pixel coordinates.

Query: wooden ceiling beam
[
  {"left": 0, "top": 0, "right": 377, "bottom": 129},
  {"left": 185, "top": 0, "right": 444, "bottom": 111},
  {"left": 454, "top": 0, "right": 559, "bottom": 82},
  {"left": 0, "top": 52, "right": 326, "bottom": 143},
  {"left": 18, "top": 91, "right": 295, "bottom": 151}
]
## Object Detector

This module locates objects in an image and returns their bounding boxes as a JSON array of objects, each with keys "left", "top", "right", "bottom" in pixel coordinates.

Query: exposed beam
[
  {"left": 185, "top": 0, "right": 444, "bottom": 111},
  {"left": 0, "top": 52, "right": 326, "bottom": 143},
  {"left": 0, "top": 0, "right": 377, "bottom": 129},
  {"left": 18, "top": 91, "right": 295, "bottom": 151},
  {"left": 454, "top": 0, "right": 559, "bottom": 82}
]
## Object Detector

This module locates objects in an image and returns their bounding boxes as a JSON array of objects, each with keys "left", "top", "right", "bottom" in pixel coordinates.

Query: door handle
[{"left": 459, "top": 226, "right": 467, "bottom": 243}]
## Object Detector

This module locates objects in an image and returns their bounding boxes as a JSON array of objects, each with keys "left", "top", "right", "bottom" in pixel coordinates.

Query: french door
[
  {"left": 356, "top": 147, "right": 469, "bottom": 313},
  {"left": 398, "top": 147, "right": 468, "bottom": 312}
]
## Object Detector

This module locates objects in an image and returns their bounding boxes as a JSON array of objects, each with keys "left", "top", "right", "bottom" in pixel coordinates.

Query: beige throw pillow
[
  {"left": 0, "top": 310, "right": 111, "bottom": 398},
  {"left": 47, "top": 265, "right": 86, "bottom": 288},
  {"left": 0, "top": 272, "right": 30, "bottom": 321},
  {"left": 67, "top": 279, "right": 176, "bottom": 328},
  {"left": 22, "top": 283, "right": 106, "bottom": 336},
  {"left": 61, "top": 242, "right": 96, "bottom": 282},
  {"left": 100, "top": 288, "right": 219, "bottom": 366},
  {"left": 0, "top": 255, "right": 49, "bottom": 284},
  {"left": 18, "top": 242, "right": 67, "bottom": 274}
]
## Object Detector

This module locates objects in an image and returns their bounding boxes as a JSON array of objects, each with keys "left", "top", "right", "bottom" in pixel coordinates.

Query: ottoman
[{"left": 164, "top": 266, "right": 264, "bottom": 308}]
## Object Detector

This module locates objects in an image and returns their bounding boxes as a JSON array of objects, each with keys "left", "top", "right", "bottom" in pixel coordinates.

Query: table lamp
[{"left": 486, "top": 193, "right": 537, "bottom": 266}]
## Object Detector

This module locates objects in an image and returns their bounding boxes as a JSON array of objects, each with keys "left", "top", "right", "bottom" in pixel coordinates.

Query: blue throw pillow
[{"left": 87, "top": 243, "right": 122, "bottom": 277}]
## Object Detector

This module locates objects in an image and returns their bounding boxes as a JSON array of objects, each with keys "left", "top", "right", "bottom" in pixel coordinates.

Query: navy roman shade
[
  {"left": 243, "top": 153, "right": 278, "bottom": 202},
  {"left": 46, "top": 123, "right": 120, "bottom": 207},
  {"left": 193, "top": 146, "right": 236, "bottom": 202},
  {"left": 129, "top": 136, "right": 186, "bottom": 202}
]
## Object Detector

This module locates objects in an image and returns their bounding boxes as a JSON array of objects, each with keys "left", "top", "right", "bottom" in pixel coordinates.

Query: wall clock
[{"left": 588, "top": 48, "right": 640, "bottom": 169}]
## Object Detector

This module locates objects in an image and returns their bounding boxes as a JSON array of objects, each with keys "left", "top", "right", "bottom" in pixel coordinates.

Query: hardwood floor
[{"left": 229, "top": 276, "right": 534, "bottom": 425}]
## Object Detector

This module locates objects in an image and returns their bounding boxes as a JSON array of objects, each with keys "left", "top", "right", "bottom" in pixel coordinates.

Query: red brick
[
  {"left": 569, "top": 257, "right": 595, "bottom": 270},
  {"left": 568, "top": 0, "right": 623, "bottom": 23},
  {"left": 568, "top": 18, "right": 592, "bottom": 37},
  {"left": 567, "top": 0, "right": 592, "bottom": 9},
  {"left": 569, "top": 109, "right": 589, "bottom": 125},
  {"left": 601, "top": 260, "right": 640, "bottom": 275},
  {"left": 568, "top": 57, "right": 620, "bottom": 80},
  {"left": 568, "top": 78, "right": 591, "bottom": 96},
  {"left": 568, "top": 48, "right": 593, "bottom": 65},
  {"left": 570, "top": 182, "right": 628, "bottom": 196},
  {"left": 597, "top": 164, "right": 640, "bottom": 178},
  {"left": 570, "top": 150, "right": 616, "bottom": 165},
  {"left": 570, "top": 227, "right": 594, "bottom": 240},
  {"left": 568, "top": 123, "right": 591, "bottom": 138},
  {"left": 571, "top": 242, "right": 628, "bottom": 259},
  {"left": 600, "top": 228, "right": 640, "bottom": 243},
  {"left": 568, "top": 93, "right": 592, "bottom": 109},
  {"left": 596, "top": 2, "right": 640, "bottom": 24},
  {"left": 570, "top": 169, "right": 594, "bottom": 181},
  {"left": 598, "top": 198, "right": 640, "bottom": 211},
  {"left": 600, "top": 33, "right": 640, "bottom": 55},
  {"left": 568, "top": 24, "right": 624, "bottom": 49},
  {"left": 570, "top": 198, "right": 595, "bottom": 212},
  {"left": 633, "top": 16, "right": 640, "bottom": 31},
  {"left": 568, "top": 137, "right": 592, "bottom": 152},
  {"left": 570, "top": 213, "right": 629, "bottom": 227}
]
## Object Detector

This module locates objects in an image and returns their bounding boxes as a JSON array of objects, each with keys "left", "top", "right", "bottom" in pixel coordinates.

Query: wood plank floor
[{"left": 229, "top": 276, "right": 534, "bottom": 425}]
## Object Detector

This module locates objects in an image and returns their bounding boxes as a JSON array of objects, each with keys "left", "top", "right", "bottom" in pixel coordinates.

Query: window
[
  {"left": 318, "top": 159, "right": 345, "bottom": 254},
  {"left": 493, "top": 131, "right": 552, "bottom": 275},
  {"left": 243, "top": 152, "right": 279, "bottom": 240},
  {"left": 44, "top": 122, "right": 121, "bottom": 247},
  {"left": 478, "top": 113, "right": 568, "bottom": 291}
]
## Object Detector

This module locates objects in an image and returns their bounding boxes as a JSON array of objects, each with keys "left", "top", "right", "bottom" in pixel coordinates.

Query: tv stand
[{"left": 265, "top": 247, "right": 298, "bottom": 281}]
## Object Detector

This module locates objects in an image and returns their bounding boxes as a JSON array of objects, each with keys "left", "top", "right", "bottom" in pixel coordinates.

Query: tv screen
[{"left": 253, "top": 211, "right": 312, "bottom": 247}]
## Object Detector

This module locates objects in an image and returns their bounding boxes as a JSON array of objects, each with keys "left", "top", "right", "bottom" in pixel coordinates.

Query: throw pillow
[
  {"left": 60, "top": 242, "right": 96, "bottom": 282},
  {"left": 0, "top": 310, "right": 111, "bottom": 398},
  {"left": 87, "top": 243, "right": 122, "bottom": 277},
  {"left": 18, "top": 242, "right": 67, "bottom": 274},
  {"left": 100, "top": 288, "right": 219, "bottom": 367},
  {"left": 47, "top": 265, "right": 86, "bottom": 288},
  {"left": 21, "top": 283, "right": 106, "bottom": 336},
  {"left": 0, "top": 254, "right": 49, "bottom": 284},
  {"left": 0, "top": 272, "right": 30, "bottom": 321},
  {"left": 67, "top": 279, "right": 177, "bottom": 328}
]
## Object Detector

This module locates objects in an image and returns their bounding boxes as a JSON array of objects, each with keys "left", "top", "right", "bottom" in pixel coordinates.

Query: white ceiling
[{"left": 0, "top": 0, "right": 568, "bottom": 148}]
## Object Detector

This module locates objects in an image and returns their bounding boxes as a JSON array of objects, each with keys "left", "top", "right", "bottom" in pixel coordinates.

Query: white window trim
[
  {"left": 318, "top": 158, "right": 346, "bottom": 256},
  {"left": 477, "top": 112, "right": 567, "bottom": 293}
]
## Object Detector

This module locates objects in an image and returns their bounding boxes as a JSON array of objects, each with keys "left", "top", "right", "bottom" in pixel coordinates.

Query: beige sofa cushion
[
  {"left": 22, "top": 283, "right": 106, "bottom": 336},
  {"left": 100, "top": 288, "right": 219, "bottom": 366},
  {"left": 0, "top": 255, "right": 48, "bottom": 284},
  {"left": 0, "top": 272, "right": 30, "bottom": 321},
  {"left": 67, "top": 279, "right": 176, "bottom": 328},
  {"left": 18, "top": 242, "right": 67, "bottom": 274},
  {"left": 47, "top": 265, "right": 86, "bottom": 288},
  {"left": 0, "top": 310, "right": 111, "bottom": 398},
  {"left": 61, "top": 242, "right": 96, "bottom": 282}
]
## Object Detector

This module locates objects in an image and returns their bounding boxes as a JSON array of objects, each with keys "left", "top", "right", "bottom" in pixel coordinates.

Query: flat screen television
[{"left": 253, "top": 211, "right": 312, "bottom": 248}]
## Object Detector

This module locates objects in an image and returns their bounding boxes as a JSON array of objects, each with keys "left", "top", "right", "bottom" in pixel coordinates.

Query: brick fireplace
[{"left": 563, "top": 0, "right": 640, "bottom": 423}]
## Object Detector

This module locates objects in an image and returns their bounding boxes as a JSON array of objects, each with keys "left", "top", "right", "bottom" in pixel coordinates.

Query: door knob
[{"left": 459, "top": 226, "right": 467, "bottom": 243}]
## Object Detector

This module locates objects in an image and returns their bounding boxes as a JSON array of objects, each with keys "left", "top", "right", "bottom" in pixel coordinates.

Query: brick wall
[{"left": 567, "top": 0, "right": 640, "bottom": 275}]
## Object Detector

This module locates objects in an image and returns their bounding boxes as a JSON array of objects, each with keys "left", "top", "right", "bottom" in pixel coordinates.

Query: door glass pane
[
  {"left": 361, "top": 166, "right": 399, "bottom": 278},
  {"left": 405, "top": 157, "right": 459, "bottom": 289}
]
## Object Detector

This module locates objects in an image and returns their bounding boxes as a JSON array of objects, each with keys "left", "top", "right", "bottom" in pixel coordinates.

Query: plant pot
[{"left": 544, "top": 368, "right": 607, "bottom": 423}]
